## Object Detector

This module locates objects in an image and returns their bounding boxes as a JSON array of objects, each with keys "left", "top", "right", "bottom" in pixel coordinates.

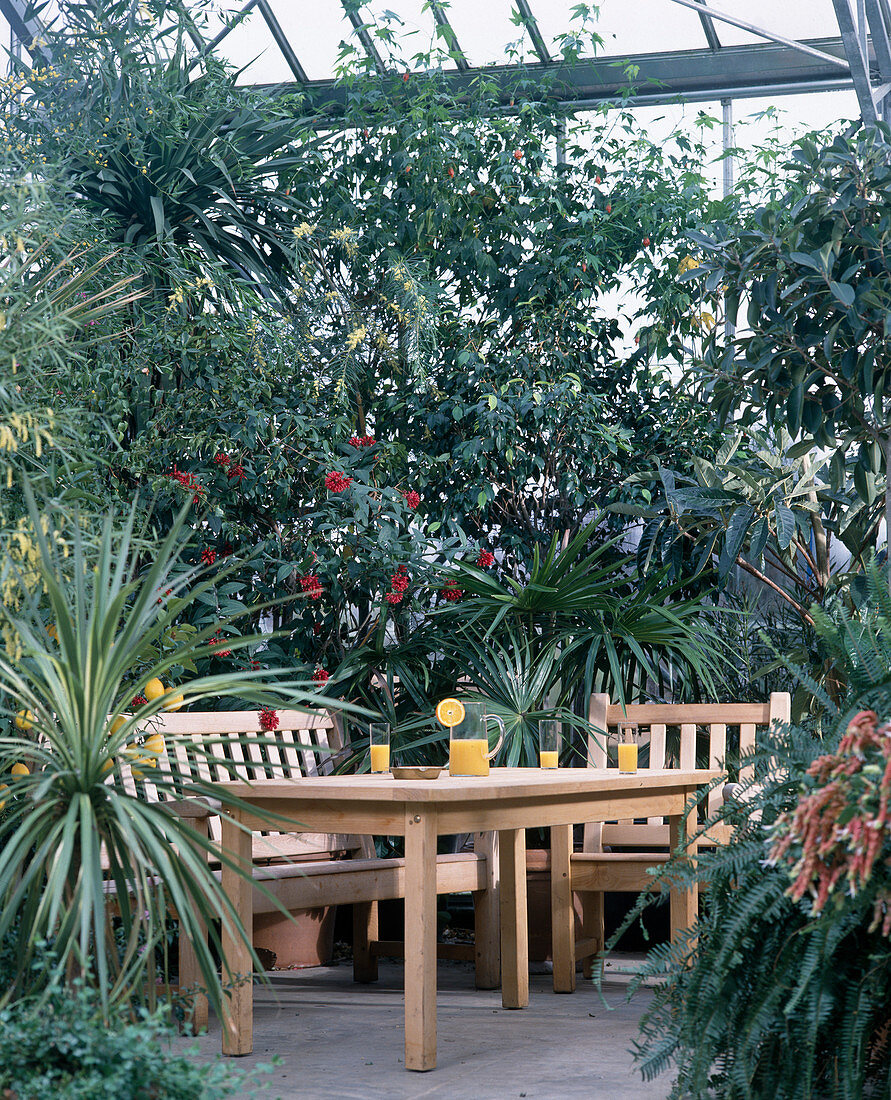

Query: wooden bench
[
  {"left": 534, "top": 693, "right": 790, "bottom": 977},
  {"left": 132, "top": 710, "right": 499, "bottom": 1029}
]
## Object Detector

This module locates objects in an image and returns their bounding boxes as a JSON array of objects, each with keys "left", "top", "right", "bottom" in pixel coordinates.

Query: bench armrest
[{"left": 164, "top": 797, "right": 221, "bottom": 819}]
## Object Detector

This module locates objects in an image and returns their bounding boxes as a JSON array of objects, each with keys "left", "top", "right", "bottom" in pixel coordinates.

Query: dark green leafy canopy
[{"left": 693, "top": 125, "right": 891, "bottom": 492}]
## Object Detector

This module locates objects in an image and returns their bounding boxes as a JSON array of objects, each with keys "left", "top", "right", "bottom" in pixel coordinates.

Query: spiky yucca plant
[{"left": 0, "top": 488, "right": 341, "bottom": 1016}]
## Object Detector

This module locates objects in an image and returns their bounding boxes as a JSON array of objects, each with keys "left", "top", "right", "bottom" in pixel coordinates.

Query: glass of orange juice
[
  {"left": 538, "top": 720, "right": 560, "bottom": 769},
  {"left": 438, "top": 699, "right": 505, "bottom": 777},
  {"left": 617, "top": 722, "right": 639, "bottom": 773},
  {"left": 369, "top": 723, "right": 391, "bottom": 773}
]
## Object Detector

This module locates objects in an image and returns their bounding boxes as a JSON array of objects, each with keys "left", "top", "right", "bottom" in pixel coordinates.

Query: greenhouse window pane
[
  {"left": 532, "top": 0, "right": 713, "bottom": 58},
  {"left": 361, "top": 0, "right": 458, "bottom": 69},
  {"left": 264, "top": 0, "right": 357, "bottom": 81},
  {"left": 701, "top": 0, "right": 843, "bottom": 47},
  {"left": 444, "top": 0, "right": 539, "bottom": 66},
  {"left": 206, "top": 3, "right": 293, "bottom": 85}
]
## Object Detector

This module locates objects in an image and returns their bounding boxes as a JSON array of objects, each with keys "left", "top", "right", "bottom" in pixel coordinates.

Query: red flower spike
[
  {"left": 441, "top": 579, "right": 463, "bottom": 602},
  {"left": 214, "top": 453, "right": 231, "bottom": 467},
  {"left": 401, "top": 489, "right": 420, "bottom": 510},
  {"left": 299, "top": 574, "right": 323, "bottom": 600},
  {"left": 325, "top": 471, "right": 353, "bottom": 493},
  {"left": 208, "top": 630, "right": 232, "bottom": 658},
  {"left": 477, "top": 549, "right": 495, "bottom": 568},
  {"left": 312, "top": 667, "right": 330, "bottom": 685},
  {"left": 201, "top": 548, "right": 217, "bottom": 566},
  {"left": 259, "top": 706, "right": 279, "bottom": 732},
  {"left": 130, "top": 693, "right": 147, "bottom": 708},
  {"left": 227, "top": 463, "right": 245, "bottom": 482},
  {"left": 385, "top": 591, "right": 403, "bottom": 605},
  {"left": 348, "top": 435, "right": 375, "bottom": 448}
]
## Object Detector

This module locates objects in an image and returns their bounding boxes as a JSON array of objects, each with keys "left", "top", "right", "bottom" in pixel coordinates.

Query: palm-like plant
[
  {"left": 0, "top": 487, "right": 343, "bottom": 1015},
  {"left": 10, "top": 1, "right": 320, "bottom": 302},
  {"left": 440, "top": 520, "right": 726, "bottom": 711}
]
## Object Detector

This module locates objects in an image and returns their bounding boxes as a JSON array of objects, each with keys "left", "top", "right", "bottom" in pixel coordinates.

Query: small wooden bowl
[{"left": 391, "top": 766, "right": 444, "bottom": 781}]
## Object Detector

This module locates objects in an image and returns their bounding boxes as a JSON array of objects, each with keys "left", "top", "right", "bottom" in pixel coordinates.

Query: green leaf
[
  {"left": 774, "top": 502, "right": 795, "bottom": 549},
  {"left": 829, "top": 280, "right": 855, "bottom": 307}
]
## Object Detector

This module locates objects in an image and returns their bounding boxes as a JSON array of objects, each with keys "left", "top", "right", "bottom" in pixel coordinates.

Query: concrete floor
[{"left": 173, "top": 958, "right": 671, "bottom": 1100}]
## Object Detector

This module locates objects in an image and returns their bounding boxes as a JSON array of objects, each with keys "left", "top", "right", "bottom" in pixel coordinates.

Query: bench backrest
[
  {"left": 585, "top": 692, "right": 790, "bottom": 849},
  {"left": 126, "top": 709, "right": 364, "bottom": 862}
]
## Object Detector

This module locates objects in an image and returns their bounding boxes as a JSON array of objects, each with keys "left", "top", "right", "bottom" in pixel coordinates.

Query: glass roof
[{"left": 0, "top": 0, "right": 876, "bottom": 124}]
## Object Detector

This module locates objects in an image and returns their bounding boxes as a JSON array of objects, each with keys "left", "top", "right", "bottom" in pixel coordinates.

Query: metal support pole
[{"left": 722, "top": 98, "right": 735, "bottom": 344}]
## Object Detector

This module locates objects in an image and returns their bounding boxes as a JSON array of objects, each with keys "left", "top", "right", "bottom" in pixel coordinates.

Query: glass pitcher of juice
[{"left": 442, "top": 700, "right": 505, "bottom": 777}]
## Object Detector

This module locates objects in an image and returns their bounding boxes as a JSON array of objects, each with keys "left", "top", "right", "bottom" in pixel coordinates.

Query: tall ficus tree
[{"left": 688, "top": 125, "right": 891, "bottom": 582}]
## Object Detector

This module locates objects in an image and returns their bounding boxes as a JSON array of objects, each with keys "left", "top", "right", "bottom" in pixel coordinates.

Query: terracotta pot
[
  {"left": 252, "top": 905, "right": 337, "bottom": 969},
  {"left": 526, "top": 849, "right": 584, "bottom": 963}
]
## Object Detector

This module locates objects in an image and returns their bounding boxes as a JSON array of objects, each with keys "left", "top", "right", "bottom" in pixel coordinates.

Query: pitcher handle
[{"left": 486, "top": 714, "right": 505, "bottom": 760}]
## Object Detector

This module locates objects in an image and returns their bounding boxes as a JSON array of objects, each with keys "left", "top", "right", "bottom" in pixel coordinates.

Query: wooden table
[{"left": 215, "top": 767, "right": 719, "bottom": 1071}]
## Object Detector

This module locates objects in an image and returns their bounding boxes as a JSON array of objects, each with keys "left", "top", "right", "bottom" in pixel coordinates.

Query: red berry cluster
[
  {"left": 385, "top": 565, "right": 410, "bottom": 606},
  {"left": 401, "top": 489, "right": 421, "bottom": 510},
  {"left": 228, "top": 464, "right": 245, "bottom": 482},
  {"left": 130, "top": 693, "right": 147, "bottom": 708},
  {"left": 259, "top": 706, "right": 279, "bottom": 732},
  {"left": 441, "top": 579, "right": 463, "bottom": 602},
  {"left": 214, "top": 453, "right": 230, "bottom": 467},
  {"left": 221, "top": 542, "right": 234, "bottom": 558},
  {"left": 249, "top": 658, "right": 260, "bottom": 671},
  {"left": 167, "top": 467, "right": 205, "bottom": 504},
  {"left": 156, "top": 587, "right": 173, "bottom": 605},
  {"left": 312, "top": 621, "right": 322, "bottom": 635},
  {"left": 208, "top": 629, "right": 232, "bottom": 658},
  {"left": 201, "top": 548, "right": 217, "bottom": 566},
  {"left": 299, "top": 574, "right": 323, "bottom": 600},
  {"left": 477, "top": 549, "right": 495, "bottom": 568},
  {"left": 348, "top": 435, "right": 375, "bottom": 448},
  {"left": 513, "top": 149, "right": 523, "bottom": 160},
  {"left": 312, "top": 667, "right": 329, "bottom": 685},
  {"left": 325, "top": 471, "right": 353, "bottom": 493}
]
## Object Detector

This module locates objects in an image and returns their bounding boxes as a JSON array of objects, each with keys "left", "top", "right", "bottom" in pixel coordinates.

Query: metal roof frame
[{"left": 2, "top": 0, "right": 890, "bottom": 123}]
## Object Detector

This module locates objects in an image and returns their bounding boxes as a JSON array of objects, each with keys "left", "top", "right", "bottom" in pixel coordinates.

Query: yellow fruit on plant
[
  {"left": 0, "top": 783, "right": 6, "bottom": 810},
  {"left": 435, "top": 698, "right": 465, "bottom": 728},
  {"left": 144, "top": 678, "right": 165, "bottom": 702},
  {"left": 163, "top": 691, "right": 184, "bottom": 712},
  {"left": 14, "top": 710, "right": 34, "bottom": 731},
  {"left": 46, "top": 623, "right": 58, "bottom": 641},
  {"left": 130, "top": 733, "right": 165, "bottom": 779},
  {"left": 143, "top": 733, "right": 165, "bottom": 756},
  {"left": 109, "top": 715, "right": 127, "bottom": 736},
  {"left": 100, "top": 758, "right": 115, "bottom": 776},
  {"left": 11, "top": 762, "right": 29, "bottom": 777}
]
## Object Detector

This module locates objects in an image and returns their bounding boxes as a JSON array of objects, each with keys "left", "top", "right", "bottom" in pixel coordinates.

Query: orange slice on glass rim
[{"left": 436, "top": 697, "right": 465, "bottom": 728}]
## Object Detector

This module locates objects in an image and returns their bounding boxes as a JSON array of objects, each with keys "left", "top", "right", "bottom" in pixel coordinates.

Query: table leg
[
  {"left": 178, "top": 907, "right": 208, "bottom": 1034},
  {"left": 669, "top": 810, "right": 698, "bottom": 943},
  {"left": 220, "top": 813, "right": 254, "bottom": 1056},
  {"left": 550, "top": 824, "right": 575, "bottom": 993},
  {"left": 499, "top": 828, "right": 529, "bottom": 1010},
  {"left": 404, "top": 806, "right": 438, "bottom": 1071},
  {"left": 472, "top": 831, "right": 500, "bottom": 990}
]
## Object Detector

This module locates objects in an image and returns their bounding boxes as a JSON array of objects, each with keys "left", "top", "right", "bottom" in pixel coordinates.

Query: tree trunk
[{"left": 885, "top": 432, "right": 891, "bottom": 594}]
